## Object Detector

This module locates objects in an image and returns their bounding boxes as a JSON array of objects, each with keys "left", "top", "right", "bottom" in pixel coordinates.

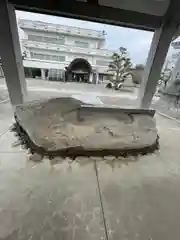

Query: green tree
[{"left": 108, "top": 47, "right": 132, "bottom": 83}]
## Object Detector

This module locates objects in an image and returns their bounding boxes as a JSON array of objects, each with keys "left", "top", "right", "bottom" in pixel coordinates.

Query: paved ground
[
  {"left": 152, "top": 96, "right": 180, "bottom": 120},
  {"left": 0, "top": 78, "right": 138, "bottom": 106},
  {"left": 1, "top": 79, "right": 180, "bottom": 239}
]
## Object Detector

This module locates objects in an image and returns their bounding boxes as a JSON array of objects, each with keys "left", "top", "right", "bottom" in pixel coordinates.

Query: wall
[
  {"left": 66, "top": 35, "right": 99, "bottom": 49},
  {"left": 20, "top": 27, "right": 112, "bottom": 73},
  {"left": 23, "top": 59, "right": 66, "bottom": 69},
  {"left": 26, "top": 48, "right": 94, "bottom": 65},
  {"left": 23, "top": 58, "right": 110, "bottom": 74},
  {"left": 22, "top": 29, "right": 105, "bottom": 49},
  {"left": 24, "top": 30, "right": 64, "bottom": 39},
  {"left": 22, "top": 40, "right": 112, "bottom": 57},
  {"left": 19, "top": 19, "right": 106, "bottom": 40}
]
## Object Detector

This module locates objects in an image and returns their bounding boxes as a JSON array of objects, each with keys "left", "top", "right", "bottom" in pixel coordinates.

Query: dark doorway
[{"left": 66, "top": 58, "right": 92, "bottom": 82}]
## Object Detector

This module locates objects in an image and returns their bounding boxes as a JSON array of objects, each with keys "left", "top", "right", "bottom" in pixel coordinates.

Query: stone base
[{"left": 13, "top": 98, "right": 159, "bottom": 158}]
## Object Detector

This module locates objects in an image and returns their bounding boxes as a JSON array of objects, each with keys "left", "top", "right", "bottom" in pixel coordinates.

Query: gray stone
[{"left": 14, "top": 97, "right": 158, "bottom": 157}]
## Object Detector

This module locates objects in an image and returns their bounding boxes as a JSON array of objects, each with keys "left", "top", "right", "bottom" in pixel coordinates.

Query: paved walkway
[
  {"left": 153, "top": 97, "right": 180, "bottom": 120},
  {"left": 1, "top": 81, "right": 180, "bottom": 239},
  {"left": 1, "top": 104, "right": 180, "bottom": 239},
  {"left": 0, "top": 78, "right": 138, "bottom": 101}
]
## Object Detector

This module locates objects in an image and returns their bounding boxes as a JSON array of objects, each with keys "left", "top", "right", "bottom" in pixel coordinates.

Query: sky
[{"left": 15, "top": 10, "right": 154, "bottom": 65}]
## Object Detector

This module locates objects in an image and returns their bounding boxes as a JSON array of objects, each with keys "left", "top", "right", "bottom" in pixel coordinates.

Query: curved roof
[{"left": 67, "top": 58, "right": 92, "bottom": 73}]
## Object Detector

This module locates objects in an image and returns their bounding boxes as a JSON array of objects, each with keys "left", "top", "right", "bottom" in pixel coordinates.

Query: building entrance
[
  {"left": 72, "top": 72, "right": 89, "bottom": 82},
  {"left": 66, "top": 58, "right": 92, "bottom": 83}
]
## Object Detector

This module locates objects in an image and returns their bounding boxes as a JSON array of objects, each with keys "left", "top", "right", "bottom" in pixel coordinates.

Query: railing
[
  {"left": 21, "top": 39, "right": 113, "bottom": 57},
  {"left": 23, "top": 57, "right": 69, "bottom": 64},
  {"left": 18, "top": 19, "right": 105, "bottom": 39},
  {"left": 23, "top": 57, "right": 110, "bottom": 71}
]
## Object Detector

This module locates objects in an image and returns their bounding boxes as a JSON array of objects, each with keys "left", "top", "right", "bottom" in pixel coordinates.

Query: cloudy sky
[{"left": 16, "top": 10, "right": 154, "bottom": 65}]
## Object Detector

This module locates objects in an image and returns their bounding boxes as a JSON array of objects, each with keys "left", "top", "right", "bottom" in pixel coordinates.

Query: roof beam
[
  {"left": 159, "top": 0, "right": 180, "bottom": 41},
  {"left": 9, "top": 0, "right": 162, "bottom": 30}
]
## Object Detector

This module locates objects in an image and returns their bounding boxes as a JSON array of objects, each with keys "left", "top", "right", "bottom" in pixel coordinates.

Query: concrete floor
[
  {"left": 1, "top": 80, "right": 180, "bottom": 239},
  {"left": 0, "top": 78, "right": 138, "bottom": 106}
]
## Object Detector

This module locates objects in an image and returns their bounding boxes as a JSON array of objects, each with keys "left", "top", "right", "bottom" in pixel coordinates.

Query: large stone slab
[{"left": 14, "top": 98, "right": 158, "bottom": 157}]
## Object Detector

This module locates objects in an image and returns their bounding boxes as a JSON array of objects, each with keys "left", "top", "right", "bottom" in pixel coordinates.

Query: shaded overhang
[{"left": 9, "top": 0, "right": 173, "bottom": 31}]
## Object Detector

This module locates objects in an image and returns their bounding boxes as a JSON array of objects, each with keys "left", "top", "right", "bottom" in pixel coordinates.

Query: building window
[
  {"left": 46, "top": 55, "right": 51, "bottom": 60},
  {"left": 172, "top": 53, "right": 180, "bottom": 59},
  {"left": 51, "top": 55, "right": 65, "bottom": 61},
  {"left": 28, "top": 35, "right": 43, "bottom": 42},
  {"left": 43, "top": 36, "right": 64, "bottom": 44},
  {"left": 28, "top": 35, "right": 65, "bottom": 44},
  {"left": 51, "top": 55, "right": 58, "bottom": 61},
  {"left": 30, "top": 52, "right": 65, "bottom": 62},
  {"left": 96, "top": 60, "right": 109, "bottom": 66},
  {"left": 57, "top": 56, "right": 65, "bottom": 61},
  {"left": 74, "top": 40, "right": 89, "bottom": 48},
  {"left": 31, "top": 52, "right": 45, "bottom": 60}
]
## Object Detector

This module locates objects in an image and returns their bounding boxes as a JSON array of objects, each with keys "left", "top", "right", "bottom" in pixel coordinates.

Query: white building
[
  {"left": 164, "top": 40, "right": 180, "bottom": 71},
  {"left": 18, "top": 19, "right": 113, "bottom": 83}
]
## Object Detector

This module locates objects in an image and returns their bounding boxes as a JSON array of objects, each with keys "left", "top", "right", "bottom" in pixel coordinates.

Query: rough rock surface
[{"left": 14, "top": 98, "right": 158, "bottom": 157}]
